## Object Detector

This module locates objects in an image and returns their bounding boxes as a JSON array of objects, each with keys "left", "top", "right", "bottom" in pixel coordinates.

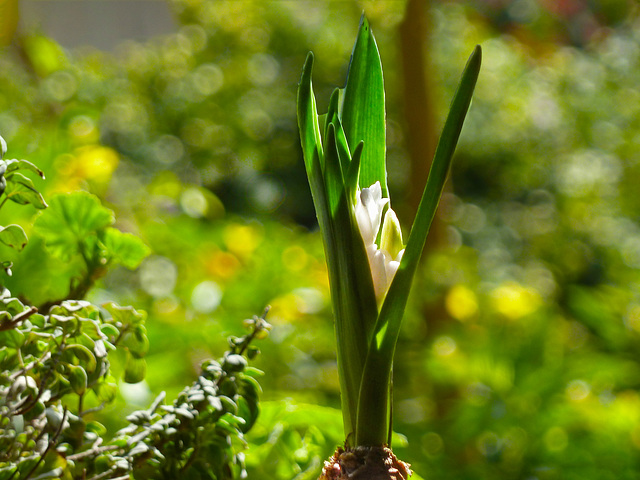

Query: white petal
[
  {"left": 386, "top": 260, "right": 400, "bottom": 291},
  {"left": 355, "top": 195, "right": 375, "bottom": 244},
  {"left": 360, "top": 182, "right": 388, "bottom": 240},
  {"left": 370, "top": 249, "right": 388, "bottom": 301}
]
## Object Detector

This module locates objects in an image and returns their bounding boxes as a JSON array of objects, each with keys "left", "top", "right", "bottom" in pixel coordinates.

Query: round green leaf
[{"left": 68, "top": 364, "right": 88, "bottom": 395}]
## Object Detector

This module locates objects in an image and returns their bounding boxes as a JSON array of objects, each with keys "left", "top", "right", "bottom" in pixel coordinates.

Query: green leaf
[
  {"left": 4, "top": 172, "right": 47, "bottom": 208},
  {"left": 0, "top": 224, "right": 27, "bottom": 250},
  {"left": 345, "top": 141, "right": 363, "bottom": 200},
  {"left": 102, "top": 227, "right": 150, "bottom": 269},
  {"left": 341, "top": 16, "right": 386, "bottom": 195},
  {"left": 33, "top": 192, "right": 114, "bottom": 261},
  {"left": 297, "top": 52, "right": 332, "bottom": 242},
  {"left": 0, "top": 328, "right": 25, "bottom": 348},
  {"left": 66, "top": 343, "right": 97, "bottom": 373},
  {"left": 323, "top": 123, "right": 346, "bottom": 216},
  {"left": 0, "top": 260, "right": 12, "bottom": 276},
  {"left": 68, "top": 364, "right": 88, "bottom": 395},
  {"left": 5, "top": 158, "right": 45, "bottom": 178},
  {"left": 123, "top": 324, "right": 149, "bottom": 359},
  {"left": 103, "top": 302, "right": 146, "bottom": 327},
  {"left": 94, "top": 380, "right": 117, "bottom": 403},
  {"left": 356, "top": 45, "right": 482, "bottom": 447},
  {"left": 124, "top": 352, "right": 146, "bottom": 383}
]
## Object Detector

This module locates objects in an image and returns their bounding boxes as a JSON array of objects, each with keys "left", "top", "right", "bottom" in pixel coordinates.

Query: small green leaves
[{"left": 0, "top": 225, "right": 27, "bottom": 251}]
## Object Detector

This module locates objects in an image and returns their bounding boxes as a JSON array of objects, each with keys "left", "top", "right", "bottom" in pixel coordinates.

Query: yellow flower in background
[
  {"left": 223, "top": 223, "right": 263, "bottom": 258},
  {"left": 446, "top": 284, "right": 479, "bottom": 321},
  {"left": 491, "top": 282, "right": 541, "bottom": 320},
  {"left": 54, "top": 145, "right": 119, "bottom": 191}
]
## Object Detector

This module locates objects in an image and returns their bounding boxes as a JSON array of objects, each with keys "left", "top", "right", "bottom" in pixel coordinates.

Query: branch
[
  {"left": 21, "top": 407, "right": 68, "bottom": 480},
  {"left": 0, "top": 306, "right": 38, "bottom": 331}
]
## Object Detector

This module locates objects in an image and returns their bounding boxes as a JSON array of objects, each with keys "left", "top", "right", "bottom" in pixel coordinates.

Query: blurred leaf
[
  {"left": 0, "top": 224, "right": 27, "bottom": 251},
  {"left": 33, "top": 192, "right": 114, "bottom": 261},
  {"left": 4, "top": 172, "right": 47, "bottom": 209},
  {"left": 124, "top": 352, "right": 147, "bottom": 384},
  {"left": 123, "top": 324, "right": 149, "bottom": 359},
  {"left": 0, "top": 328, "right": 25, "bottom": 348},
  {"left": 101, "top": 227, "right": 150, "bottom": 269},
  {"left": 0, "top": 0, "right": 18, "bottom": 47}
]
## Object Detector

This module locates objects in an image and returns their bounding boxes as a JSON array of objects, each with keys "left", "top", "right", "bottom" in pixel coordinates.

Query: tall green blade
[
  {"left": 341, "top": 16, "right": 387, "bottom": 196},
  {"left": 297, "top": 53, "right": 325, "bottom": 203},
  {"left": 298, "top": 51, "right": 378, "bottom": 442},
  {"left": 355, "top": 46, "right": 482, "bottom": 447}
]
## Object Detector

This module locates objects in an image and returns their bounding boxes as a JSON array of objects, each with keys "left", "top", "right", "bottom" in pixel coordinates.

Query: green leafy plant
[
  {"left": 0, "top": 134, "right": 47, "bottom": 276},
  {"left": 0, "top": 134, "right": 269, "bottom": 480},
  {"left": 297, "top": 17, "right": 481, "bottom": 478}
]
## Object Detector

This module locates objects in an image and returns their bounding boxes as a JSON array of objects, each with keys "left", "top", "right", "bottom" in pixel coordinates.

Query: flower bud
[{"left": 380, "top": 208, "right": 403, "bottom": 260}]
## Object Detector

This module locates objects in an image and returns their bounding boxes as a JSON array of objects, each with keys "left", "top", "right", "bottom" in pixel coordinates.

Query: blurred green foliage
[{"left": 2, "top": 0, "right": 640, "bottom": 479}]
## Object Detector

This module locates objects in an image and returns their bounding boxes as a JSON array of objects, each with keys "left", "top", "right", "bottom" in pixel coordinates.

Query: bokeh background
[{"left": 2, "top": 0, "right": 640, "bottom": 478}]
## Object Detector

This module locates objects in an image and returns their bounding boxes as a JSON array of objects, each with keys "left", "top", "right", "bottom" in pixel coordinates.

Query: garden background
[{"left": 2, "top": 0, "right": 640, "bottom": 478}]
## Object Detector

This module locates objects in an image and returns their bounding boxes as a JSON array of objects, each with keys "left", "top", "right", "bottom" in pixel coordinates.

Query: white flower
[
  {"left": 355, "top": 182, "right": 388, "bottom": 245},
  {"left": 355, "top": 182, "right": 404, "bottom": 304}
]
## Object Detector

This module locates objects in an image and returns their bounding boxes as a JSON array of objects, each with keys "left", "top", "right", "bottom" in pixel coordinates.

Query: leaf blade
[
  {"left": 341, "top": 16, "right": 387, "bottom": 195},
  {"left": 356, "top": 45, "right": 482, "bottom": 447}
]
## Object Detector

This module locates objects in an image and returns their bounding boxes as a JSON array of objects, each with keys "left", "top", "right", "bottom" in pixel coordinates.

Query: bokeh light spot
[
  {"left": 544, "top": 426, "right": 568, "bottom": 452},
  {"left": 191, "top": 280, "right": 223, "bottom": 314},
  {"left": 491, "top": 282, "right": 541, "bottom": 320},
  {"left": 433, "top": 336, "right": 457, "bottom": 357},
  {"left": 566, "top": 379, "right": 591, "bottom": 402},
  {"left": 139, "top": 256, "right": 178, "bottom": 297},
  {"left": 445, "top": 284, "right": 478, "bottom": 321}
]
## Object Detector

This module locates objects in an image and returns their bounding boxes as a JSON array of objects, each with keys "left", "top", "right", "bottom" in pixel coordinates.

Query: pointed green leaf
[
  {"left": 356, "top": 46, "right": 482, "bottom": 447},
  {"left": 342, "top": 17, "right": 386, "bottom": 195},
  {"left": 324, "top": 124, "right": 346, "bottom": 215},
  {"left": 0, "top": 224, "right": 27, "bottom": 251},
  {"left": 345, "top": 141, "right": 363, "bottom": 200},
  {"left": 333, "top": 117, "right": 352, "bottom": 178},
  {"left": 297, "top": 53, "right": 324, "bottom": 182},
  {"left": 5, "top": 159, "right": 45, "bottom": 178},
  {"left": 325, "top": 88, "right": 341, "bottom": 140}
]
